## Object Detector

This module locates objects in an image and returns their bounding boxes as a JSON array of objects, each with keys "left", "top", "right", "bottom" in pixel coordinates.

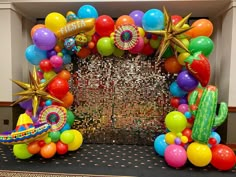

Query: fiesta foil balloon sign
[{"left": 55, "top": 18, "right": 95, "bottom": 39}]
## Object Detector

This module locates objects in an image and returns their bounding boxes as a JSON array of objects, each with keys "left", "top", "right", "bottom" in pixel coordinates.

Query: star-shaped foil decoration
[
  {"left": 11, "top": 67, "right": 63, "bottom": 116},
  {"left": 148, "top": 7, "right": 192, "bottom": 60}
]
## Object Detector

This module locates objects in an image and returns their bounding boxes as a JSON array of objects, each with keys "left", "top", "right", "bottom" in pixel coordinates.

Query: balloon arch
[{"left": 0, "top": 4, "right": 235, "bottom": 171}]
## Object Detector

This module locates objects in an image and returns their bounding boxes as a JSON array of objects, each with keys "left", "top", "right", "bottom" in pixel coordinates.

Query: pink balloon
[
  {"left": 129, "top": 37, "right": 144, "bottom": 54},
  {"left": 50, "top": 55, "right": 63, "bottom": 68},
  {"left": 177, "top": 104, "right": 189, "bottom": 114},
  {"left": 164, "top": 144, "right": 187, "bottom": 168}
]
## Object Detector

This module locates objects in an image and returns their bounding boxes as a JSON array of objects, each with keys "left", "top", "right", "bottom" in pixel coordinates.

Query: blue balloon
[
  {"left": 169, "top": 81, "right": 188, "bottom": 97},
  {"left": 25, "top": 45, "right": 47, "bottom": 65},
  {"left": 142, "top": 9, "right": 164, "bottom": 31},
  {"left": 60, "top": 123, "right": 71, "bottom": 132},
  {"left": 63, "top": 54, "right": 72, "bottom": 64},
  {"left": 77, "top": 5, "right": 98, "bottom": 19},
  {"left": 210, "top": 131, "right": 221, "bottom": 144},
  {"left": 154, "top": 134, "right": 168, "bottom": 156}
]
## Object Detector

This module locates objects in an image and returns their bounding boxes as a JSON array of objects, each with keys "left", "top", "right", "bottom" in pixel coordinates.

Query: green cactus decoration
[{"left": 189, "top": 85, "right": 228, "bottom": 144}]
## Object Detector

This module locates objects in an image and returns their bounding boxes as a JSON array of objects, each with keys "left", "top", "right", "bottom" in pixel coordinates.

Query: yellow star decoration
[
  {"left": 11, "top": 66, "right": 63, "bottom": 116},
  {"left": 148, "top": 7, "right": 192, "bottom": 60}
]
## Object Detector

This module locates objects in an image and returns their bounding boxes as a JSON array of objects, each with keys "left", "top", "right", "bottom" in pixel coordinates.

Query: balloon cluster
[{"left": 153, "top": 13, "right": 235, "bottom": 171}]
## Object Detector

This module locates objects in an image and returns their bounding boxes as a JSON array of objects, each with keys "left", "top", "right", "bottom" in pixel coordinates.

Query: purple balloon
[
  {"left": 177, "top": 70, "right": 199, "bottom": 92},
  {"left": 47, "top": 49, "right": 57, "bottom": 58},
  {"left": 33, "top": 28, "right": 57, "bottom": 51},
  {"left": 19, "top": 100, "right": 32, "bottom": 110},
  {"left": 129, "top": 10, "right": 144, "bottom": 27}
]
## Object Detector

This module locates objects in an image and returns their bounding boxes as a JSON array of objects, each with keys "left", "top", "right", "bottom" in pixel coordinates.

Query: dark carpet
[{"left": 0, "top": 144, "right": 235, "bottom": 177}]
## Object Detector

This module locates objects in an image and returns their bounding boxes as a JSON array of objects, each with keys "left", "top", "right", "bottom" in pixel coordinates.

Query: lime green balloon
[
  {"left": 66, "top": 110, "right": 75, "bottom": 126},
  {"left": 43, "top": 71, "right": 56, "bottom": 81},
  {"left": 113, "top": 47, "right": 124, "bottom": 57},
  {"left": 13, "top": 144, "right": 33, "bottom": 159},
  {"left": 175, "top": 38, "right": 189, "bottom": 53},
  {"left": 165, "top": 111, "right": 187, "bottom": 133},
  {"left": 49, "top": 131, "right": 61, "bottom": 142},
  {"left": 188, "top": 36, "right": 214, "bottom": 56},
  {"left": 97, "top": 37, "right": 115, "bottom": 56},
  {"left": 60, "top": 130, "right": 75, "bottom": 144},
  {"left": 150, "top": 38, "right": 161, "bottom": 49}
]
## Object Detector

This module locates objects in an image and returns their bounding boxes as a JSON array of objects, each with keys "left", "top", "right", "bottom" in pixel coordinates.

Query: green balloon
[
  {"left": 162, "top": 46, "right": 173, "bottom": 58},
  {"left": 97, "top": 37, "right": 115, "bottom": 56},
  {"left": 13, "top": 144, "right": 33, "bottom": 159},
  {"left": 189, "top": 36, "right": 214, "bottom": 56},
  {"left": 49, "top": 131, "right": 61, "bottom": 142},
  {"left": 60, "top": 130, "right": 75, "bottom": 144},
  {"left": 66, "top": 110, "right": 75, "bottom": 126},
  {"left": 113, "top": 47, "right": 124, "bottom": 57}
]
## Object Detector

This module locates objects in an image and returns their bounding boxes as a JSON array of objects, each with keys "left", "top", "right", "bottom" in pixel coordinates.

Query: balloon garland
[{"left": 0, "top": 4, "right": 235, "bottom": 171}]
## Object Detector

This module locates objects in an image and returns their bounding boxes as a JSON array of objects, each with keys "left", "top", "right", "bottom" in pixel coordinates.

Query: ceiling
[{"left": 8, "top": 0, "right": 232, "bottom": 21}]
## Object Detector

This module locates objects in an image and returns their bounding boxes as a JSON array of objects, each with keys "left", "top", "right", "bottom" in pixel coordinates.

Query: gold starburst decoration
[
  {"left": 11, "top": 67, "right": 63, "bottom": 116},
  {"left": 148, "top": 7, "right": 192, "bottom": 60}
]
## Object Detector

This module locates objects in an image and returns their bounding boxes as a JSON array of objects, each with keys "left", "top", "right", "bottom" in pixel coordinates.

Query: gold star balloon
[
  {"left": 148, "top": 7, "right": 192, "bottom": 60},
  {"left": 11, "top": 66, "right": 63, "bottom": 116}
]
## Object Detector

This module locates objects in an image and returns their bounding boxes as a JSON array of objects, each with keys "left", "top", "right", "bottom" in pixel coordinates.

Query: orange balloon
[
  {"left": 190, "top": 19, "right": 213, "bottom": 38},
  {"left": 187, "top": 87, "right": 203, "bottom": 106},
  {"left": 115, "top": 15, "right": 135, "bottom": 27},
  {"left": 60, "top": 92, "right": 74, "bottom": 108},
  {"left": 164, "top": 56, "right": 183, "bottom": 74},
  {"left": 31, "top": 24, "right": 46, "bottom": 38},
  {"left": 76, "top": 47, "right": 91, "bottom": 58},
  {"left": 40, "top": 142, "right": 57, "bottom": 159},
  {"left": 57, "top": 70, "right": 71, "bottom": 81},
  {"left": 27, "top": 141, "right": 41, "bottom": 154}
]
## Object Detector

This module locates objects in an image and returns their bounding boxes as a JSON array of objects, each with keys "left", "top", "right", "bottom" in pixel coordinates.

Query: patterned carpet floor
[{"left": 0, "top": 144, "right": 235, "bottom": 177}]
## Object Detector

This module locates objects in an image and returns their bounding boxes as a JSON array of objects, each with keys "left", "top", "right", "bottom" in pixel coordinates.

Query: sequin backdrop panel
[{"left": 70, "top": 55, "right": 172, "bottom": 145}]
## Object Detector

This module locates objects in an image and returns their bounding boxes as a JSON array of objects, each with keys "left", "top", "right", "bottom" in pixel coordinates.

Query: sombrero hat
[{"left": 0, "top": 113, "right": 50, "bottom": 145}]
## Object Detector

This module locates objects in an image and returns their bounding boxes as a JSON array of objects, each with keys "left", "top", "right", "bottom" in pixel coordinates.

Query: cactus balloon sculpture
[{"left": 189, "top": 85, "right": 228, "bottom": 144}]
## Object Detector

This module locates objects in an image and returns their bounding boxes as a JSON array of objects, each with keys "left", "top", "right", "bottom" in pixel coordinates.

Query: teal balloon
[
  {"left": 49, "top": 131, "right": 61, "bottom": 142},
  {"left": 97, "top": 37, "right": 115, "bottom": 56},
  {"left": 25, "top": 45, "right": 47, "bottom": 65},
  {"left": 154, "top": 134, "right": 168, "bottom": 156},
  {"left": 66, "top": 110, "right": 75, "bottom": 126},
  {"left": 188, "top": 36, "right": 214, "bottom": 56}
]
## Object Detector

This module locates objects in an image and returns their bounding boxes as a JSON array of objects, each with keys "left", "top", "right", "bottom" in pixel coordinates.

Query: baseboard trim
[
  {"left": 0, "top": 101, "right": 14, "bottom": 107},
  {"left": 228, "top": 106, "right": 236, "bottom": 113},
  {"left": 227, "top": 144, "right": 236, "bottom": 151}
]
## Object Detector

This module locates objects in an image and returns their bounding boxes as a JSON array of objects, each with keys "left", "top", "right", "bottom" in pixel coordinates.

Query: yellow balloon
[
  {"left": 165, "top": 132, "right": 176, "bottom": 144},
  {"left": 187, "top": 142, "right": 212, "bottom": 167},
  {"left": 43, "top": 71, "right": 56, "bottom": 81},
  {"left": 177, "top": 52, "right": 190, "bottom": 65},
  {"left": 45, "top": 12, "right": 67, "bottom": 33},
  {"left": 138, "top": 27, "right": 145, "bottom": 38},
  {"left": 68, "top": 129, "right": 83, "bottom": 151},
  {"left": 181, "top": 136, "right": 188, "bottom": 144}
]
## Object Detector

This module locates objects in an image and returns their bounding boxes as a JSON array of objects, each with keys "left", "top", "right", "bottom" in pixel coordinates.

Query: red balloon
[
  {"left": 95, "top": 15, "right": 115, "bottom": 37},
  {"left": 170, "top": 97, "right": 180, "bottom": 108},
  {"left": 211, "top": 144, "right": 236, "bottom": 171},
  {"left": 208, "top": 137, "right": 217, "bottom": 146},
  {"left": 56, "top": 141, "right": 68, "bottom": 155},
  {"left": 182, "top": 128, "right": 193, "bottom": 142},
  {"left": 48, "top": 77, "right": 69, "bottom": 99},
  {"left": 39, "top": 59, "right": 52, "bottom": 72},
  {"left": 171, "top": 15, "right": 183, "bottom": 25},
  {"left": 141, "top": 43, "right": 155, "bottom": 56}
]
